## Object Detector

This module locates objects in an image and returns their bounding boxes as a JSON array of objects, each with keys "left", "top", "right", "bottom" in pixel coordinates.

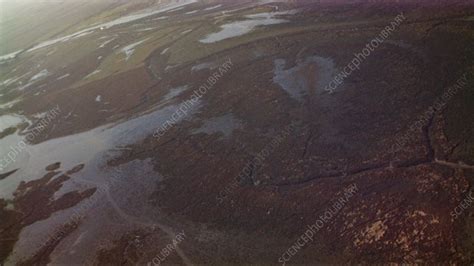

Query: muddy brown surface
[
  {"left": 0, "top": 164, "right": 95, "bottom": 264},
  {"left": 1, "top": 0, "right": 474, "bottom": 265}
]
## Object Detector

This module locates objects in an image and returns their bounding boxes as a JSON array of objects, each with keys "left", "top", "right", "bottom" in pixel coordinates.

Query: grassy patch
[
  {"left": 71, "top": 26, "right": 180, "bottom": 88},
  {"left": 0, "top": 127, "right": 17, "bottom": 139}
]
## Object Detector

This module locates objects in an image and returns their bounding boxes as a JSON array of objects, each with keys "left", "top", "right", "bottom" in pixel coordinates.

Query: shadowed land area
[{"left": 1, "top": 0, "right": 474, "bottom": 265}]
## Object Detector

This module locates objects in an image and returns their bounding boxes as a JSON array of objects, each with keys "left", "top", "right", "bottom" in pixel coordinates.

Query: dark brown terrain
[{"left": 0, "top": 0, "right": 473, "bottom": 265}]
